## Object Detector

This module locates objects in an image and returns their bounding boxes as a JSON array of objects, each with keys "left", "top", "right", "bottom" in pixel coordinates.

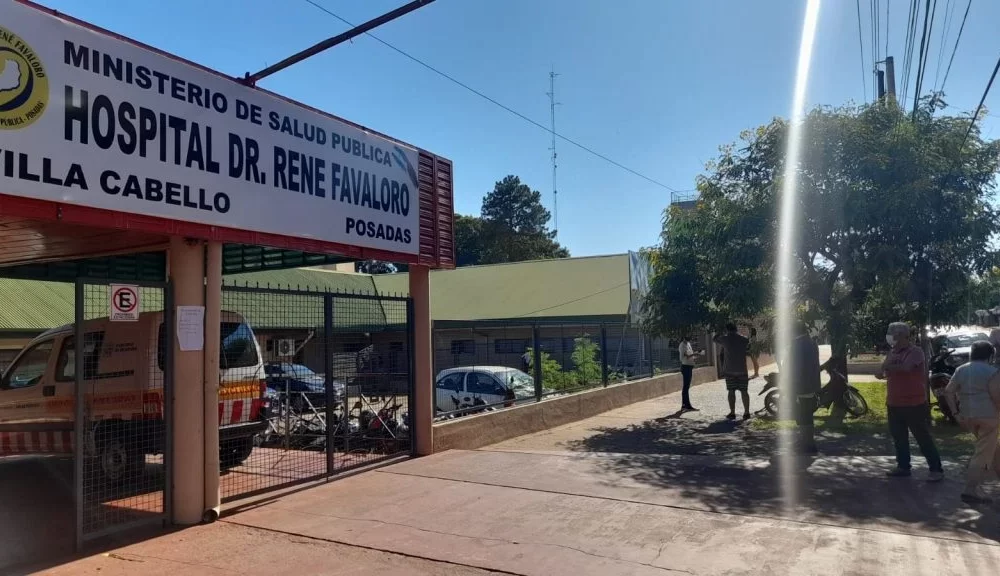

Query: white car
[
  {"left": 936, "top": 330, "right": 989, "bottom": 367},
  {"left": 435, "top": 366, "right": 541, "bottom": 413}
]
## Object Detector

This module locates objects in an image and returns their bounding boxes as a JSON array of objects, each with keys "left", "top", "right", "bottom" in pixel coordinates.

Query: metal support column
[
  {"left": 406, "top": 300, "right": 416, "bottom": 455},
  {"left": 73, "top": 279, "right": 84, "bottom": 551},
  {"left": 532, "top": 326, "right": 542, "bottom": 401},
  {"left": 324, "top": 294, "right": 335, "bottom": 474},
  {"left": 646, "top": 335, "right": 654, "bottom": 377},
  {"left": 600, "top": 325, "right": 609, "bottom": 386}
]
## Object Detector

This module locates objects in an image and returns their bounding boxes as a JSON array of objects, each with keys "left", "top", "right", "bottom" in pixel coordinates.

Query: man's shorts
[{"left": 725, "top": 376, "right": 749, "bottom": 392}]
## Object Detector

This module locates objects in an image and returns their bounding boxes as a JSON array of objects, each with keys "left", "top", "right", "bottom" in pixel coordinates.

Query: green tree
[
  {"left": 645, "top": 100, "right": 1000, "bottom": 368},
  {"left": 570, "top": 337, "right": 601, "bottom": 385},
  {"left": 454, "top": 214, "right": 485, "bottom": 267},
  {"left": 455, "top": 175, "right": 568, "bottom": 266},
  {"left": 525, "top": 347, "right": 573, "bottom": 390}
]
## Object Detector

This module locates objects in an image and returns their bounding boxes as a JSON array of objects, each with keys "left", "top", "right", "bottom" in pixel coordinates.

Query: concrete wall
[
  {"left": 432, "top": 365, "right": 717, "bottom": 452},
  {"left": 848, "top": 362, "right": 881, "bottom": 375}
]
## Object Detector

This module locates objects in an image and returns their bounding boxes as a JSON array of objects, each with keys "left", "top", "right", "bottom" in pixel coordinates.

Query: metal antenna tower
[{"left": 547, "top": 67, "right": 560, "bottom": 237}]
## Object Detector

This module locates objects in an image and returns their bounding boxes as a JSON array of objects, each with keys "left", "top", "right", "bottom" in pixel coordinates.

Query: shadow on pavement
[{"left": 565, "top": 414, "right": 1000, "bottom": 544}]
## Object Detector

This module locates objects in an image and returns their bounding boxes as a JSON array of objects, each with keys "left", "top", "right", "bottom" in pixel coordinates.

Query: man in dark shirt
[
  {"left": 714, "top": 323, "right": 751, "bottom": 420},
  {"left": 784, "top": 321, "right": 821, "bottom": 453}
]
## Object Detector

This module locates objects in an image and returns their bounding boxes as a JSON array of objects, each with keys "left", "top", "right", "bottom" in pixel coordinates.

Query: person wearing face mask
[
  {"left": 944, "top": 340, "right": 1000, "bottom": 504},
  {"left": 989, "top": 329, "right": 1000, "bottom": 367},
  {"left": 876, "top": 322, "right": 944, "bottom": 481}
]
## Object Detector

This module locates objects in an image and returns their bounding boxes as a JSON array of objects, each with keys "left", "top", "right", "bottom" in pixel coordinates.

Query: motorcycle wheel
[
  {"left": 764, "top": 390, "right": 779, "bottom": 417},
  {"left": 843, "top": 386, "right": 869, "bottom": 418}
]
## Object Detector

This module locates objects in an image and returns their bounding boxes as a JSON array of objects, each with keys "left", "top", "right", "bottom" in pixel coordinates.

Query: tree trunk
[{"left": 823, "top": 310, "right": 850, "bottom": 428}]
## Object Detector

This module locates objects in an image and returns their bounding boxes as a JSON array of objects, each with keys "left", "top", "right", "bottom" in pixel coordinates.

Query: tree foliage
[
  {"left": 355, "top": 260, "right": 399, "bottom": 274},
  {"left": 527, "top": 336, "right": 602, "bottom": 391},
  {"left": 456, "top": 175, "right": 568, "bottom": 266},
  {"left": 645, "top": 100, "right": 1000, "bottom": 360}
]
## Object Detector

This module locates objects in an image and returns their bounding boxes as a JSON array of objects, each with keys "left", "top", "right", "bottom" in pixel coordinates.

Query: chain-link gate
[
  {"left": 74, "top": 279, "right": 172, "bottom": 547},
  {"left": 219, "top": 284, "right": 413, "bottom": 503}
]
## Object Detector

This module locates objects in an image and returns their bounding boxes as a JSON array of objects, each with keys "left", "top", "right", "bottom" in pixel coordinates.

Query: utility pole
[
  {"left": 885, "top": 56, "right": 896, "bottom": 100},
  {"left": 547, "top": 67, "right": 560, "bottom": 237},
  {"left": 876, "top": 57, "right": 897, "bottom": 105}
]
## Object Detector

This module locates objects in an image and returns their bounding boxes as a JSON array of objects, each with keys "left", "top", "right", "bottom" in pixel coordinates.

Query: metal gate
[
  {"left": 219, "top": 284, "right": 413, "bottom": 502},
  {"left": 75, "top": 279, "right": 172, "bottom": 546}
]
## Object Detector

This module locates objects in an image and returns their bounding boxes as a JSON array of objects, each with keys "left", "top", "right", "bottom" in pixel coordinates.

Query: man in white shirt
[
  {"left": 679, "top": 335, "right": 699, "bottom": 411},
  {"left": 944, "top": 340, "right": 1000, "bottom": 504}
]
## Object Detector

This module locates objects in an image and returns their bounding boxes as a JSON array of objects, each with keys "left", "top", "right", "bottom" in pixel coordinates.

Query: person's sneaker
[
  {"left": 743, "top": 413, "right": 752, "bottom": 421},
  {"left": 927, "top": 470, "right": 945, "bottom": 483},
  {"left": 726, "top": 413, "right": 736, "bottom": 420},
  {"left": 885, "top": 468, "right": 912, "bottom": 478},
  {"left": 683, "top": 406, "right": 699, "bottom": 412},
  {"left": 960, "top": 492, "right": 993, "bottom": 505}
]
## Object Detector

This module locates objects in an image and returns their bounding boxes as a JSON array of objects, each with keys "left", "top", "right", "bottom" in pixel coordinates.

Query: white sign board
[
  {"left": 176, "top": 305, "right": 205, "bottom": 351},
  {"left": 0, "top": 1, "right": 421, "bottom": 254},
  {"left": 109, "top": 284, "right": 140, "bottom": 321}
]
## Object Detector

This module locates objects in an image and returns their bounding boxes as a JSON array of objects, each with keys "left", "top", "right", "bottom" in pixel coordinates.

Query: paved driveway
[{"left": 32, "top": 372, "right": 1000, "bottom": 576}]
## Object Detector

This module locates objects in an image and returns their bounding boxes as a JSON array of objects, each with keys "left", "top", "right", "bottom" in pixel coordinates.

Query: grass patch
[{"left": 750, "top": 381, "right": 975, "bottom": 458}]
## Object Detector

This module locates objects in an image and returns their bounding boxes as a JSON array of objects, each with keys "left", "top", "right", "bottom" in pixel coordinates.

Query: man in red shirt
[{"left": 876, "top": 322, "right": 943, "bottom": 481}]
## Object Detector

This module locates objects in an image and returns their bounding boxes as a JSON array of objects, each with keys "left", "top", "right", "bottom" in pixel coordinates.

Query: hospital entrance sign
[{"left": 0, "top": 0, "right": 453, "bottom": 265}]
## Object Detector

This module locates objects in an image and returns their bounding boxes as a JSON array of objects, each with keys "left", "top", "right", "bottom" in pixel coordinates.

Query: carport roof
[{"left": 0, "top": 267, "right": 387, "bottom": 332}]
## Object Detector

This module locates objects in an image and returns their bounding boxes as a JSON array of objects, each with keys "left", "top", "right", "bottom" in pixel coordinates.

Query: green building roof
[
  {"left": 373, "top": 254, "right": 630, "bottom": 323},
  {"left": 0, "top": 255, "right": 631, "bottom": 333}
]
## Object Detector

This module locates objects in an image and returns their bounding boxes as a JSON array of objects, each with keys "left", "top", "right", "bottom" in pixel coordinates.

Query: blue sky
[{"left": 38, "top": 0, "right": 1000, "bottom": 257}]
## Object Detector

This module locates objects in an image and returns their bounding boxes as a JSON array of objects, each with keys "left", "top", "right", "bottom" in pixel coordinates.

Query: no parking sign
[{"left": 110, "top": 285, "right": 140, "bottom": 322}]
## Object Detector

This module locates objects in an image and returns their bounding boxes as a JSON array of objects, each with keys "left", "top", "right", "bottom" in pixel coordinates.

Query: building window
[
  {"left": 450, "top": 339, "right": 475, "bottom": 355},
  {"left": 341, "top": 341, "right": 368, "bottom": 353},
  {"left": 494, "top": 338, "right": 529, "bottom": 355}
]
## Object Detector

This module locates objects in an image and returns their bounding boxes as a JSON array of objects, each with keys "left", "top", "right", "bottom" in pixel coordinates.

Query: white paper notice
[{"left": 177, "top": 306, "right": 206, "bottom": 352}]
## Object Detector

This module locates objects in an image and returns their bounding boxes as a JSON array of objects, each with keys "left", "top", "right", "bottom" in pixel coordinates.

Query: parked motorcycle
[
  {"left": 929, "top": 347, "right": 959, "bottom": 425},
  {"left": 760, "top": 364, "right": 868, "bottom": 418}
]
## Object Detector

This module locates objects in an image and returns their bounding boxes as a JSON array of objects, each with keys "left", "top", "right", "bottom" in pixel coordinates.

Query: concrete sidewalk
[{"left": 32, "top": 377, "right": 1000, "bottom": 575}]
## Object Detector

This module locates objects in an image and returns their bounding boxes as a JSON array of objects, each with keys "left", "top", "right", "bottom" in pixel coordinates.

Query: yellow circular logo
[{"left": 0, "top": 26, "right": 48, "bottom": 130}]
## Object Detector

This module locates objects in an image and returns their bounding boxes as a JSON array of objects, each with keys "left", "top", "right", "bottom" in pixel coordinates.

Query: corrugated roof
[
  {"left": 225, "top": 267, "right": 379, "bottom": 294},
  {"left": 0, "top": 278, "right": 74, "bottom": 330},
  {"left": 373, "top": 254, "right": 631, "bottom": 321},
  {"left": 224, "top": 268, "right": 400, "bottom": 331}
]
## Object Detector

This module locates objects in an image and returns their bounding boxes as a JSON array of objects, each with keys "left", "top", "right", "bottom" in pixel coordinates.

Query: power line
[
  {"left": 857, "top": 0, "right": 868, "bottom": 102},
  {"left": 932, "top": 0, "right": 956, "bottom": 91},
  {"left": 299, "top": 0, "right": 686, "bottom": 193},
  {"left": 957, "top": 53, "right": 1000, "bottom": 155},
  {"left": 901, "top": 0, "right": 920, "bottom": 105},
  {"left": 885, "top": 0, "right": 890, "bottom": 58},
  {"left": 872, "top": 0, "right": 880, "bottom": 100},
  {"left": 921, "top": 0, "right": 940, "bottom": 96},
  {"left": 514, "top": 281, "right": 630, "bottom": 318},
  {"left": 912, "top": 0, "right": 934, "bottom": 116},
  {"left": 940, "top": 0, "right": 972, "bottom": 95}
]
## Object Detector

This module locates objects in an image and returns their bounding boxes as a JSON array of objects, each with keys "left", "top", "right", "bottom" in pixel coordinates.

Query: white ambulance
[{"left": 0, "top": 311, "right": 266, "bottom": 481}]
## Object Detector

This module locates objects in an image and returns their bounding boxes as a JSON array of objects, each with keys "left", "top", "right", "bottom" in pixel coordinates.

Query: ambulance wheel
[
  {"left": 220, "top": 437, "right": 254, "bottom": 469},
  {"left": 98, "top": 432, "right": 144, "bottom": 484}
]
